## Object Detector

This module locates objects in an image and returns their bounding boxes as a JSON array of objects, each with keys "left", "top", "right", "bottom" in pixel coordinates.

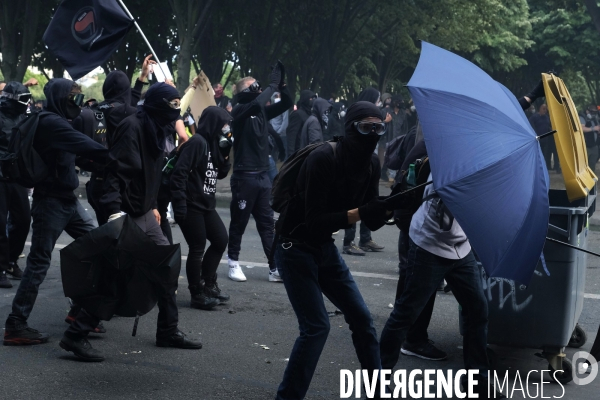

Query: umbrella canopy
[
  {"left": 407, "top": 42, "right": 549, "bottom": 284},
  {"left": 60, "top": 216, "right": 181, "bottom": 320}
]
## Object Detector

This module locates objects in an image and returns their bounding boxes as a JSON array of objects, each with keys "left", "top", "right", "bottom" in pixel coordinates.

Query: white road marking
[{"left": 25, "top": 242, "right": 600, "bottom": 299}]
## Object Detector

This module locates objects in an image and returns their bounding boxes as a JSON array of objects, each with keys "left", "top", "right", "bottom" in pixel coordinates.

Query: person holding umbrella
[
  {"left": 59, "top": 83, "right": 202, "bottom": 362},
  {"left": 170, "top": 106, "right": 232, "bottom": 310}
]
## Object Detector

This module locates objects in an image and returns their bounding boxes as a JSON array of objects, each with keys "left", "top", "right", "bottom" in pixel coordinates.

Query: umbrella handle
[
  {"left": 385, "top": 180, "right": 434, "bottom": 203},
  {"left": 537, "top": 130, "right": 557, "bottom": 140},
  {"left": 546, "top": 237, "right": 600, "bottom": 257}
]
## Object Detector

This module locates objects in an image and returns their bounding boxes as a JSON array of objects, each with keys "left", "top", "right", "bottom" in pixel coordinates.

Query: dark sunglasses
[
  {"left": 354, "top": 121, "right": 386, "bottom": 136},
  {"left": 69, "top": 93, "right": 85, "bottom": 107},
  {"left": 241, "top": 81, "right": 261, "bottom": 93}
]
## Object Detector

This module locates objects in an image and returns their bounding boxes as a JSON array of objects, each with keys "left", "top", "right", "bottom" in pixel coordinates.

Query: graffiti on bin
[{"left": 482, "top": 270, "right": 542, "bottom": 312}]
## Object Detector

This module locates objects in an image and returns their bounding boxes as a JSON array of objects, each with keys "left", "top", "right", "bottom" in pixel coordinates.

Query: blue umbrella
[{"left": 407, "top": 42, "right": 549, "bottom": 284}]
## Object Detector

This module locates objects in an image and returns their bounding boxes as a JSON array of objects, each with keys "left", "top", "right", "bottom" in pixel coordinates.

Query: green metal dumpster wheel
[
  {"left": 567, "top": 324, "right": 587, "bottom": 348},
  {"left": 548, "top": 359, "right": 573, "bottom": 385}
]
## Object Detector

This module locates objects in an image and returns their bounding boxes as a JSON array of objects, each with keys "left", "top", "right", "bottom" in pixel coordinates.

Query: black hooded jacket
[
  {"left": 0, "top": 82, "right": 29, "bottom": 152},
  {"left": 101, "top": 71, "right": 145, "bottom": 143},
  {"left": 276, "top": 102, "right": 382, "bottom": 246},
  {"left": 231, "top": 85, "right": 293, "bottom": 172},
  {"left": 297, "top": 98, "right": 332, "bottom": 149},
  {"left": 101, "top": 83, "right": 181, "bottom": 217},
  {"left": 170, "top": 107, "right": 232, "bottom": 214},
  {"left": 286, "top": 90, "right": 315, "bottom": 155},
  {"left": 33, "top": 79, "right": 109, "bottom": 200}
]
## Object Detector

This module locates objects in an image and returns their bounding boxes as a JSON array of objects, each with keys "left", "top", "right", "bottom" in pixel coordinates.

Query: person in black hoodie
[
  {"left": 286, "top": 89, "right": 315, "bottom": 157},
  {"left": 343, "top": 88, "right": 388, "bottom": 256},
  {"left": 57, "top": 83, "right": 201, "bottom": 362},
  {"left": 296, "top": 97, "right": 332, "bottom": 149},
  {"left": 170, "top": 106, "right": 232, "bottom": 310},
  {"left": 274, "top": 101, "right": 390, "bottom": 399},
  {"left": 3, "top": 78, "right": 109, "bottom": 346},
  {"left": 226, "top": 61, "right": 293, "bottom": 283},
  {"left": 0, "top": 82, "right": 32, "bottom": 287}
]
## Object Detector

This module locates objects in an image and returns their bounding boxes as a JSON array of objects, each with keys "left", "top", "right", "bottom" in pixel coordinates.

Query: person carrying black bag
[{"left": 170, "top": 106, "right": 232, "bottom": 310}]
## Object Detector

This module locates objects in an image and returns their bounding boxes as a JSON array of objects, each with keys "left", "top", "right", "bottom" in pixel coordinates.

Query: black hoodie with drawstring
[
  {"left": 170, "top": 106, "right": 232, "bottom": 215},
  {"left": 33, "top": 79, "right": 109, "bottom": 200}
]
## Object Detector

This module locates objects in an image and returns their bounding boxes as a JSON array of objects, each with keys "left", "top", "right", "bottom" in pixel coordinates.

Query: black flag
[{"left": 43, "top": 0, "right": 133, "bottom": 80}]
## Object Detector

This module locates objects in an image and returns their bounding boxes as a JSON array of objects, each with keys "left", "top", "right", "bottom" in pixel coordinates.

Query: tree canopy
[{"left": 1, "top": 0, "right": 599, "bottom": 108}]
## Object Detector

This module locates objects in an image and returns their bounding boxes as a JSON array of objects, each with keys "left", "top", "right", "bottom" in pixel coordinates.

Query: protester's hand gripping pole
[{"left": 117, "top": 0, "right": 168, "bottom": 78}]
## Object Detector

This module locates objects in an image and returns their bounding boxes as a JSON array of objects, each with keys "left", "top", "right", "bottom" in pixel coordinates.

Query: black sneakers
[
  {"left": 156, "top": 330, "right": 202, "bottom": 349},
  {"left": 204, "top": 279, "right": 230, "bottom": 303},
  {"left": 5, "top": 262, "right": 23, "bottom": 279},
  {"left": 359, "top": 240, "right": 385, "bottom": 252},
  {"left": 0, "top": 271, "right": 12, "bottom": 288},
  {"left": 401, "top": 340, "right": 448, "bottom": 361},
  {"left": 342, "top": 242, "right": 366, "bottom": 256},
  {"left": 59, "top": 335, "right": 105, "bottom": 362},
  {"left": 3, "top": 327, "right": 50, "bottom": 346}
]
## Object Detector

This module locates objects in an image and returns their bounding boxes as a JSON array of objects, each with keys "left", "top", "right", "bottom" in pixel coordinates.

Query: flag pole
[{"left": 116, "top": 0, "right": 167, "bottom": 77}]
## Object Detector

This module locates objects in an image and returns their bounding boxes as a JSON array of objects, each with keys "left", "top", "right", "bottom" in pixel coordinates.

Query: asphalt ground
[{"left": 1, "top": 199, "right": 599, "bottom": 399}]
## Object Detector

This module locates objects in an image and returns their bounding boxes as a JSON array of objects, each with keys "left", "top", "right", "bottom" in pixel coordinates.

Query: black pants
[
  {"left": 157, "top": 185, "right": 173, "bottom": 245},
  {"left": 228, "top": 171, "right": 275, "bottom": 269},
  {"left": 0, "top": 182, "right": 30, "bottom": 270},
  {"left": 179, "top": 208, "right": 228, "bottom": 287},
  {"left": 86, "top": 176, "right": 107, "bottom": 226},
  {"left": 65, "top": 210, "right": 179, "bottom": 340},
  {"left": 343, "top": 223, "right": 371, "bottom": 246},
  {"left": 396, "top": 229, "right": 436, "bottom": 344},
  {"left": 590, "top": 324, "right": 600, "bottom": 363}
]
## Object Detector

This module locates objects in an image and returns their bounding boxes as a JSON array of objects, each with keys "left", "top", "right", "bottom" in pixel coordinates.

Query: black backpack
[
  {"left": 271, "top": 139, "right": 337, "bottom": 213},
  {"left": 87, "top": 102, "right": 123, "bottom": 147},
  {"left": 385, "top": 126, "right": 416, "bottom": 170},
  {"left": 0, "top": 112, "right": 49, "bottom": 187}
]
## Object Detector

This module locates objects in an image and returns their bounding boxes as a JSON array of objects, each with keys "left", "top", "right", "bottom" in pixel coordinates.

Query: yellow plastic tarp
[{"left": 543, "top": 73, "right": 597, "bottom": 202}]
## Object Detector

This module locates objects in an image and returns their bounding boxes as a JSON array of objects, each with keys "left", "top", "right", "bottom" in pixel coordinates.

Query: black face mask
[
  {"left": 65, "top": 99, "right": 81, "bottom": 120},
  {"left": 0, "top": 99, "right": 28, "bottom": 116},
  {"left": 236, "top": 92, "right": 260, "bottom": 104}
]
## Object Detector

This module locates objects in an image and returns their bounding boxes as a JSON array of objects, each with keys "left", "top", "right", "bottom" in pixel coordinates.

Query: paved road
[{"left": 1, "top": 201, "right": 599, "bottom": 399}]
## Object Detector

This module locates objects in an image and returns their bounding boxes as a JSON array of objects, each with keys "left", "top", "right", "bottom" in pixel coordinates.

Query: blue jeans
[
  {"left": 267, "top": 155, "right": 278, "bottom": 183},
  {"left": 6, "top": 196, "right": 97, "bottom": 329},
  {"left": 380, "top": 239, "right": 489, "bottom": 374},
  {"left": 275, "top": 238, "right": 381, "bottom": 400}
]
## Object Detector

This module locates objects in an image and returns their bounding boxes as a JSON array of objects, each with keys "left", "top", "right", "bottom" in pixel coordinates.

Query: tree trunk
[{"left": 584, "top": 0, "right": 600, "bottom": 36}]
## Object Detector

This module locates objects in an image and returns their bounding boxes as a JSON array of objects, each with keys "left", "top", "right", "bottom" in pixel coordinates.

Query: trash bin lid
[{"left": 543, "top": 73, "right": 597, "bottom": 202}]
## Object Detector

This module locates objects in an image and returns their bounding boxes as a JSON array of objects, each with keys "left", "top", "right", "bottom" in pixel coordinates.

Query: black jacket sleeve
[
  {"left": 169, "top": 139, "right": 201, "bottom": 211},
  {"left": 265, "top": 86, "right": 293, "bottom": 120},
  {"left": 131, "top": 79, "right": 146, "bottom": 107},
  {"left": 100, "top": 119, "right": 142, "bottom": 216},
  {"left": 360, "top": 155, "right": 384, "bottom": 231},
  {"left": 42, "top": 114, "right": 109, "bottom": 163}
]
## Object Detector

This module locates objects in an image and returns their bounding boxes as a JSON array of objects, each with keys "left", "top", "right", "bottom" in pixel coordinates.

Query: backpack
[
  {"left": 87, "top": 102, "right": 123, "bottom": 147},
  {"left": 271, "top": 139, "right": 337, "bottom": 213},
  {"left": 0, "top": 112, "right": 49, "bottom": 187},
  {"left": 385, "top": 126, "right": 416, "bottom": 170},
  {"left": 390, "top": 155, "right": 432, "bottom": 232}
]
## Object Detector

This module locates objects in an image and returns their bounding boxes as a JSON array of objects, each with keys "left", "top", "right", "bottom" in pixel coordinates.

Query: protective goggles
[
  {"left": 163, "top": 98, "right": 181, "bottom": 110},
  {"left": 69, "top": 93, "right": 86, "bottom": 107},
  {"left": 0, "top": 92, "right": 32, "bottom": 106},
  {"left": 241, "top": 81, "right": 261, "bottom": 93},
  {"left": 353, "top": 121, "right": 386, "bottom": 136}
]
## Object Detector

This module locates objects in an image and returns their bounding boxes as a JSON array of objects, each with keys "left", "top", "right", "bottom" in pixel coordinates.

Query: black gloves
[
  {"left": 358, "top": 197, "right": 392, "bottom": 231},
  {"left": 526, "top": 80, "right": 545, "bottom": 103}
]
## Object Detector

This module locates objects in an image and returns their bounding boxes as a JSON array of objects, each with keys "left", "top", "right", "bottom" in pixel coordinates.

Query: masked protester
[
  {"left": 56, "top": 83, "right": 201, "bottom": 362},
  {"left": 170, "top": 106, "right": 232, "bottom": 310},
  {"left": 0, "top": 83, "right": 33, "bottom": 288},
  {"left": 286, "top": 89, "right": 315, "bottom": 156},
  {"left": 296, "top": 97, "right": 332, "bottom": 149},
  {"left": 226, "top": 61, "right": 293, "bottom": 283},
  {"left": 274, "top": 101, "right": 390, "bottom": 399},
  {"left": 3, "top": 79, "right": 109, "bottom": 346},
  {"left": 342, "top": 88, "right": 387, "bottom": 256}
]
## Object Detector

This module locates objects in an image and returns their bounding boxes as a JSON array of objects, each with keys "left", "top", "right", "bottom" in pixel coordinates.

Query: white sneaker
[
  {"left": 269, "top": 269, "right": 283, "bottom": 282},
  {"left": 228, "top": 258, "right": 247, "bottom": 282}
]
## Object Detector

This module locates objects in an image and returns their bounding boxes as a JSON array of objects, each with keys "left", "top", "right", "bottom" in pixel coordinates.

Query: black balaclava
[
  {"left": 297, "top": 90, "right": 316, "bottom": 114},
  {"left": 357, "top": 87, "right": 380, "bottom": 105},
  {"left": 311, "top": 97, "right": 332, "bottom": 130},
  {"left": 44, "top": 78, "right": 81, "bottom": 120},
  {"left": 139, "top": 82, "right": 181, "bottom": 158},
  {"left": 103, "top": 70, "right": 132, "bottom": 104},
  {"left": 0, "top": 82, "right": 30, "bottom": 116},
  {"left": 341, "top": 101, "right": 383, "bottom": 174},
  {"left": 196, "top": 105, "right": 232, "bottom": 169}
]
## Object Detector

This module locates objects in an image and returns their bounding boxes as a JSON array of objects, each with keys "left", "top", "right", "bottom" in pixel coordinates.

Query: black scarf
[{"left": 140, "top": 83, "right": 181, "bottom": 159}]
